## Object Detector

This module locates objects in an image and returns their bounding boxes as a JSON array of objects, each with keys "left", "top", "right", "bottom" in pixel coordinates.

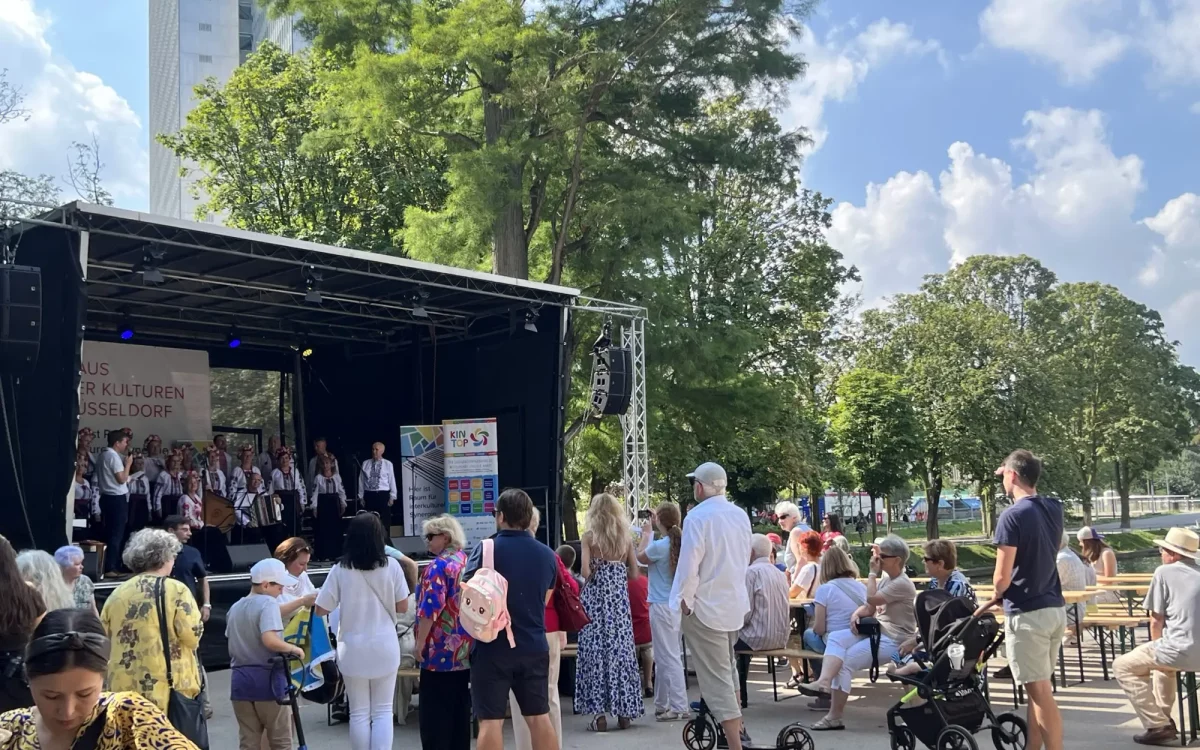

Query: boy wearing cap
[
  {"left": 1113, "top": 528, "right": 1200, "bottom": 746},
  {"left": 228, "top": 558, "right": 306, "bottom": 750}
]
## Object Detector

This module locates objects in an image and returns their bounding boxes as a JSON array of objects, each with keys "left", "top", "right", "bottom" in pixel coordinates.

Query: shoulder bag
[
  {"left": 155, "top": 576, "right": 210, "bottom": 749},
  {"left": 552, "top": 563, "right": 590, "bottom": 633},
  {"left": 832, "top": 577, "right": 882, "bottom": 682}
]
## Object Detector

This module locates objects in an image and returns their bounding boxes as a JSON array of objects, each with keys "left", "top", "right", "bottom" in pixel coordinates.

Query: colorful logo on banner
[
  {"left": 400, "top": 425, "right": 446, "bottom": 537},
  {"left": 443, "top": 419, "right": 499, "bottom": 544}
]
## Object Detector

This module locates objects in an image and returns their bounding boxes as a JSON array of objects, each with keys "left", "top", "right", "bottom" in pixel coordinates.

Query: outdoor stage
[{"left": 0, "top": 202, "right": 640, "bottom": 556}]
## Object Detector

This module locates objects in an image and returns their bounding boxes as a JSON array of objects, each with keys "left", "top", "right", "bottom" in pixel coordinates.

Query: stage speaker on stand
[
  {"left": 0, "top": 264, "right": 41, "bottom": 374},
  {"left": 227, "top": 543, "right": 272, "bottom": 572},
  {"left": 589, "top": 321, "right": 632, "bottom": 416}
]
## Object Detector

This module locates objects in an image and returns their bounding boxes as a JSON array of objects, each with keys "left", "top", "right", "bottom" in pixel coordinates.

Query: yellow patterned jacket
[
  {"left": 0, "top": 692, "right": 197, "bottom": 750},
  {"left": 99, "top": 575, "right": 204, "bottom": 712}
]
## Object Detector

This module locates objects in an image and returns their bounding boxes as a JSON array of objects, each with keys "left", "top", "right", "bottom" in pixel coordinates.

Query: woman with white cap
[{"left": 1077, "top": 526, "right": 1121, "bottom": 604}]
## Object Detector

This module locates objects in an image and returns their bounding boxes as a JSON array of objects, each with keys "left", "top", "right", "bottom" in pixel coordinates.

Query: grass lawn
[{"left": 892, "top": 521, "right": 984, "bottom": 541}]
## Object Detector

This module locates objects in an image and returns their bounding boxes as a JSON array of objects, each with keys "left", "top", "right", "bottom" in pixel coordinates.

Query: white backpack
[{"left": 458, "top": 538, "right": 516, "bottom": 647}]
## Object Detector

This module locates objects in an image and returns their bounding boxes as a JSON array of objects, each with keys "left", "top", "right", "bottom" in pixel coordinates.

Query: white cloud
[
  {"left": 979, "top": 0, "right": 1129, "bottom": 84},
  {"left": 1191, "top": 101, "right": 1200, "bottom": 114},
  {"left": 0, "top": 0, "right": 146, "bottom": 206},
  {"left": 980, "top": 0, "right": 1200, "bottom": 86},
  {"left": 827, "top": 107, "right": 1200, "bottom": 363},
  {"left": 783, "top": 19, "right": 944, "bottom": 151}
]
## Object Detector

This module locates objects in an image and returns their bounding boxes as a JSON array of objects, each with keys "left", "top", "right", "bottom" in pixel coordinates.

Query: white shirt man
[
  {"left": 97, "top": 431, "right": 133, "bottom": 574},
  {"left": 358, "top": 442, "right": 397, "bottom": 507},
  {"left": 669, "top": 462, "right": 750, "bottom": 750}
]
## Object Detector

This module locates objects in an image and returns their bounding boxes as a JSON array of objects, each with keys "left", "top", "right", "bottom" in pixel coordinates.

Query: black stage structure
[{"left": 0, "top": 202, "right": 578, "bottom": 559}]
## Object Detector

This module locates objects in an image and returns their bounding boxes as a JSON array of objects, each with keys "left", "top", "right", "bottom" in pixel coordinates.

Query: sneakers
[
  {"left": 656, "top": 710, "right": 690, "bottom": 722},
  {"left": 1134, "top": 721, "right": 1178, "bottom": 746}
]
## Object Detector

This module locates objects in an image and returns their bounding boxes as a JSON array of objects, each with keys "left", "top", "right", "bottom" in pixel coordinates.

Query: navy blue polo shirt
[
  {"left": 464, "top": 529, "right": 558, "bottom": 655},
  {"left": 993, "top": 494, "right": 1065, "bottom": 614}
]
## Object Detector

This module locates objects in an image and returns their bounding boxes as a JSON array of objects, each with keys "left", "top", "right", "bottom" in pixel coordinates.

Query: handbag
[
  {"left": 552, "top": 564, "right": 590, "bottom": 633},
  {"left": 832, "top": 577, "right": 883, "bottom": 682},
  {"left": 155, "top": 577, "right": 210, "bottom": 749}
]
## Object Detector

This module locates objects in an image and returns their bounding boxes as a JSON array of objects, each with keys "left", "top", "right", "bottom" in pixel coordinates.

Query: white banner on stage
[
  {"left": 79, "top": 341, "right": 212, "bottom": 444},
  {"left": 400, "top": 425, "right": 445, "bottom": 537}
]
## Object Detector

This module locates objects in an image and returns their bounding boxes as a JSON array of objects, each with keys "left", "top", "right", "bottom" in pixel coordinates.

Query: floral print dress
[
  {"left": 417, "top": 550, "right": 472, "bottom": 671},
  {"left": 0, "top": 692, "right": 195, "bottom": 750},
  {"left": 574, "top": 557, "right": 645, "bottom": 719},
  {"left": 98, "top": 575, "right": 203, "bottom": 712}
]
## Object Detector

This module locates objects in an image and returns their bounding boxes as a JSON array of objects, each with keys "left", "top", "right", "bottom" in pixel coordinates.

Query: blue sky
[{"left": 1, "top": 0, "right": 1199, "bottom": 362}]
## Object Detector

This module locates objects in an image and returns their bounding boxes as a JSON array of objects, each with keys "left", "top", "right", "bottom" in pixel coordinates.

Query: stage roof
[{"left": 8, "top": 202, "right": 590, "bottom": 353}]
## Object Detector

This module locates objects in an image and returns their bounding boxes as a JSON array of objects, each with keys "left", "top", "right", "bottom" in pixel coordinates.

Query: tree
[
  {"left": 1036, "top": 282, "right": 1200, "bottom": 527},
  {"left": 159, "top": 44, "right": 448, "bottom": 252},
  {"left": 828, "top": 368, "right": 920, "bottom": 538},
  {"left": 265, "top": 0, "right": 807, "bottom": 280}
]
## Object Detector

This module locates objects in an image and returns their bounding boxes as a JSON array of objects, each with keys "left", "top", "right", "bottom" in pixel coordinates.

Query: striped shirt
[{"left": 740, "top": 557, "right": 791, "bottom": 651}]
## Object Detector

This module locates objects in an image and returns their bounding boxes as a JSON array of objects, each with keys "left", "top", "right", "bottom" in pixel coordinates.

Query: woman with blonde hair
[
  {"left": 636, "top": 501, "right": 687, "bottom": 720},
  {"left": 415, "top": 514, "right": 472, "bottom": 750},
  {"left": 574, "top": 493, "right": 644, "bottom": 731}
]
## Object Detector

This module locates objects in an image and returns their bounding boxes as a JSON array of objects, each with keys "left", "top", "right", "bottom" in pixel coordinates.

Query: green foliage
[
  {"left": 828, "top": 368, "right": 920, "bottom": 506},
  {"left": 159, "top": 43, "right": 449, "bottom": 253}
]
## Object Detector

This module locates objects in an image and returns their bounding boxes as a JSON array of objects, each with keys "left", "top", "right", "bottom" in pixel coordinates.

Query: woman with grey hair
[
  {"left": 774, "top": 500, "right": 812, "bottom": 582},
  {"left": 16, "top": 549, "right": 75, "bottom": 611},
  {"left": 99, "top": 529, "right": 204, "bottom": 712},
  {"left": 54, "top": 545, "right": 98, "bottom": 614}
]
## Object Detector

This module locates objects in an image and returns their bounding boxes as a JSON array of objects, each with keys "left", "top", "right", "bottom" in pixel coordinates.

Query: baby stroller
[{"left": 885, "top": 590, "right": 1027, "bottom": 750}]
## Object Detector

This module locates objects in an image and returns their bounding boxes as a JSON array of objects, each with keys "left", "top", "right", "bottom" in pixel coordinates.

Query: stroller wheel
[
  {"left": 889, "top": 726, "right": 916, "bottom": 750},
  {"left": 936, "top": 725, "right": 979, "bottom": 750},
  {"left": 991, "top": 713, "right": 1028, "bottom": 750},
  {"left": 775, "top": 722, "right": 814, "bottom": 750},
  {"left": 682, "top": 715, "right": 718, "bottom": 750}
]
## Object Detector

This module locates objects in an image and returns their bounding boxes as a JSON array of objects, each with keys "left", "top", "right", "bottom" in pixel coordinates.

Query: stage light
[
  {"left": 524, "top": 308, "right": 539, "bottom": 334},
  {"left": 412, "top": 291, "right": 429, "bottom": 319},
  {"left": 303, "top": 266, "right": 323, "bottom": 304},
  {"left": 136, "top": 246, "right": 166, "bottom": 285},
  {"left": 301, "top": 346, "right": 313, "bottom": 358},
  {"left": 119, "top": 315, "right": 134, "bottom": 340},
  {"left": 227, "top": 325, "right": 241, "bottom": 348}
]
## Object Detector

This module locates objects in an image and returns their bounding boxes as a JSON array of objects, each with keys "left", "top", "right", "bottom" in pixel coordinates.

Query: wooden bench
[
  {"left": 1082, "top": 614, "right": 1151, "bottom": 680},
  {"left": 733, "top": 645, "right": 824, "bottom": 704}
]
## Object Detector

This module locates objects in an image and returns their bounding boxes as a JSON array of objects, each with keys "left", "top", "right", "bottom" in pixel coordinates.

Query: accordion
[{"left": 248, "top": 493, "right": 282, "bottom": 528}]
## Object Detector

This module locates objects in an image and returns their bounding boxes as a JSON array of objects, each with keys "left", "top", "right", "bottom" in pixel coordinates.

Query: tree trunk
[
  {"left": 980, "top": 481, "right": 997, "bottom": 537},
  {"left": 561, "top": 483, "right": 579, "bottom": 540},
  {"left": 483, "top": 92, "right": 527, "bottom": 279},
  {"left": 924, "top": 462, "right": 943, "bottom": 541},
  {"left": 1115, "top": 460, "right": 1132, "bottom": 530},
  {"left": 869, "top": 494, "right": 877, "bottom": 541}
]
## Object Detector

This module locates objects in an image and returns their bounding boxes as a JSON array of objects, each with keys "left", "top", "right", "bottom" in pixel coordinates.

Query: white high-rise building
[{"left": 149, "top": 0, "right": 306, "bottom": 220}]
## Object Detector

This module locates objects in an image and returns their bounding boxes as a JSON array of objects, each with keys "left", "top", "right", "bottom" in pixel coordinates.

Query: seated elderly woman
[
  {"left": 54, "top": 545, "right": 98, "bottom": 615},
  {"left": 799, "top": 534, "right": 918, "bottom": 732},
  {"left": 792, "top": 547, "right": 863, "bottom": 705}
]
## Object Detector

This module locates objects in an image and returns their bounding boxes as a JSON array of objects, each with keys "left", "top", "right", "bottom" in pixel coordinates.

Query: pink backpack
[{"left": 458, "top": 538, "right": 516, "bottom": 647}]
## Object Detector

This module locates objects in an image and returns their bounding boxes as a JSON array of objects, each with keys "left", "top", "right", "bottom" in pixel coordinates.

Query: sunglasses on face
[
  {"left": 425, "top": 532, "right": 444, "bottom": 541},
  {"left": 878, "top": 554, "right": 901, "bottom": 560}
]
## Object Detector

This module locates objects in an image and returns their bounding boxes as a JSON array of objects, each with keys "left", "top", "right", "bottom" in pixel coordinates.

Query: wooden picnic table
[{"left": 1088, "top": 583, "right": 1149, "bottom": 615}]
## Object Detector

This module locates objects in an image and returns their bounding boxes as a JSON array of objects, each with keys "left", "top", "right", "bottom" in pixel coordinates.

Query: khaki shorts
[{"left": 1004, "top": 607, "right": 1067, "bottom": 685}]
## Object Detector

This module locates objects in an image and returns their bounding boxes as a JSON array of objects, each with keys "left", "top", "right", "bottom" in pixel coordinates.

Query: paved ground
[{"left": 203, "top": 650, "right": 1179, "bottom": 750}]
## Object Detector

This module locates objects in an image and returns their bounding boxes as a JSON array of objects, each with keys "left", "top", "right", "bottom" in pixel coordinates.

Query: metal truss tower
[{"left": 619, "top": 316, "right": 649, "bottom": 512}]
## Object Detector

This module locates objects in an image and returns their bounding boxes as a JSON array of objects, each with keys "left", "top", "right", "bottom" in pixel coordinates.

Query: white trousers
[
  {"left": 510, "top": 632, "right": 563, "bottom": 750},
  {"left": 344, "top": 673, "right": 398, "bottom": 750},
  {"left": 822, "top": 629, "right": 898, "bottom": 695},
  {"left": 650, "top": 602, "right": 689, "bottom": 713}
]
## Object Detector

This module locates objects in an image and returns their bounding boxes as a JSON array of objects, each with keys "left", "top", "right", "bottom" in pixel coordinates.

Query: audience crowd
[{"left": 5, "top": 440, "right": 1200, "bottom": 750}]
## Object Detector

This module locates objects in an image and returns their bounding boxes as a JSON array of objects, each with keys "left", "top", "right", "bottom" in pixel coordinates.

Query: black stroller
[{"left": 885, "top": 590, "right": 1027, "bottom": 750}]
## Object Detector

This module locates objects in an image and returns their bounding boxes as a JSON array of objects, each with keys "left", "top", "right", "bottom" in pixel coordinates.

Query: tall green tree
[
  {"left": 828, "top": 368, "right": 920, "bottom": 538},
  {"left": 1037, "top": 282, "right": 1200, "bottom": 527},
  {"left": 159, "top": 44, "right": 448, "bottom": 252}
]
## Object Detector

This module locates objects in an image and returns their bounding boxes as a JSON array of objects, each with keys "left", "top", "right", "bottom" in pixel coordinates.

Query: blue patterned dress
[{"left": 574, "top": 558, "right": 646, "bottom": 719}]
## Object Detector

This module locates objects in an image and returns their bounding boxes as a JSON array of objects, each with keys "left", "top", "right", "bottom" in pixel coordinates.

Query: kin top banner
[
  {"left": 79, "top": 341, "right": 213, "bottom": 445},
  {"left": 443, "top": 418, "right": 498, "bottom": 548}
]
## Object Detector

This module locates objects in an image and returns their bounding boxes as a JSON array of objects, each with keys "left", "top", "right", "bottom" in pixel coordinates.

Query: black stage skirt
[
  {"left": 315, "top": 493, "right": 344, "bottom": 561},
  {"left": 277, "top": 489, "right": 302, "bottom": 538}
]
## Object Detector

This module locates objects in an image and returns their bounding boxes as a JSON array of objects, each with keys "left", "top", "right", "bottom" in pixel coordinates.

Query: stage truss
[{"left": 573, "top": 297, "right": 650, "bottom": 513}]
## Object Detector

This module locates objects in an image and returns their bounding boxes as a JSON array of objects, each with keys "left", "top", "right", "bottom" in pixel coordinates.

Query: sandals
[
  {"left": 588, "top": 715, "right": 608, "bottom": 733},
  {"left": 808, "top": 717, "right": 845, "bottom": 731},
  {"left": 797, "top": 682, "right": 830, "bottom": 697}
]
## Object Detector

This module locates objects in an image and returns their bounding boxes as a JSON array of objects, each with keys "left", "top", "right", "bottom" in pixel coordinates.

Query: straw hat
[{"left": 1154, "top": 527, "right": 1200, "bottom": 559}]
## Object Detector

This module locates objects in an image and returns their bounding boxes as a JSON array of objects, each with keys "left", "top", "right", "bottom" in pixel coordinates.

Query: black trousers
[
  {"left": 100, "top": 494, "right": 129, "bottom": 573},
  {"left": 363, "top": 491, "right": 394, "bottom": 545},
  {"left": 419, "top": 669, "right": 472, "bottom": 750}
]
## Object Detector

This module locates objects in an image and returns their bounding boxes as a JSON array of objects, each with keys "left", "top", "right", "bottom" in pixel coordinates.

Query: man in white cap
[
  {"left": 670, "top": 462, "right": 751, "bottom": 750},
  {"left": 1113, "top": 527, "right": 1200, "bottom": 746},
  {"left": 227, "top": 558, "right": 306, "bottom": 750}
]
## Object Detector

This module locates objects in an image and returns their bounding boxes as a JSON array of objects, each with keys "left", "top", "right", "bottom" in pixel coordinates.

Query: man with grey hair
[
  {"left": 734, "top": 534, "right": 790, "bottom": 707},
  {"left": 671, "top": 462, "right": 751, "bottom": 750}
]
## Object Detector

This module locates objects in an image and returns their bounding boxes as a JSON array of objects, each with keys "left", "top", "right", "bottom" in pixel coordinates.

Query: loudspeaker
[
  {"left": 0, "top": 264, "right": 41, "bottom": 373},
  {"left": 590, "top": 346, "right": 632, "bottom": 415},
  {"left": 227, "top": 542, "right": 271, "bottom": 572}
]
